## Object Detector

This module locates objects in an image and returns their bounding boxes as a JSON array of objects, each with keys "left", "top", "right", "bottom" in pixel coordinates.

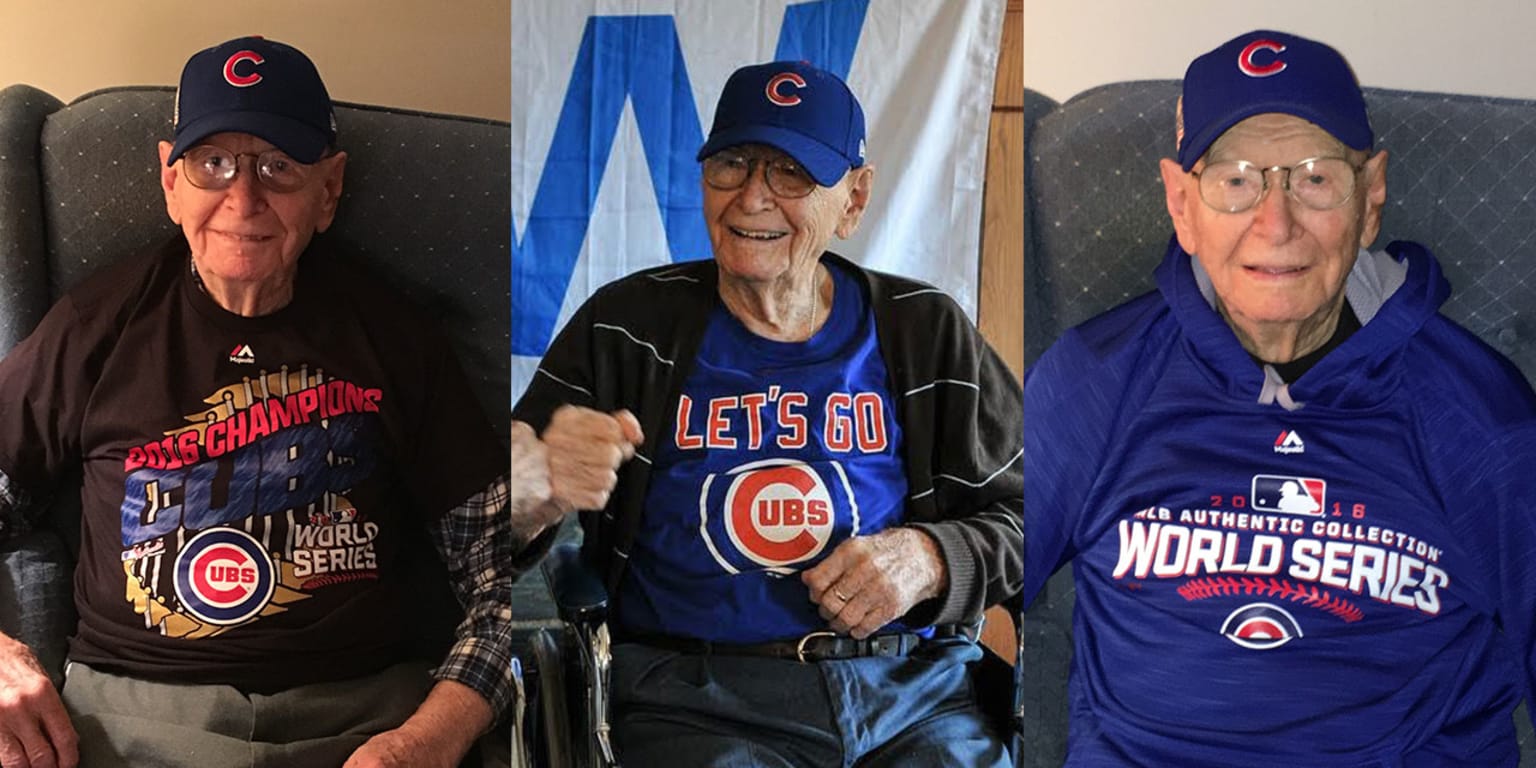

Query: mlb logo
[{"left": 1251, "top": 474, "right": 1326, "bottom": 516}]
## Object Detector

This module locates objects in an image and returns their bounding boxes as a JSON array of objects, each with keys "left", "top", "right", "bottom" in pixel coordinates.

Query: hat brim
[
  {"left": 697, "top": 124, "right": 858, "bottom": 187},
  {"left": 167, "top": 111, "right": 331, "bottom": 166},
  {"left": 1179, "top": 100, "right": 1372, "bottom": 171}
]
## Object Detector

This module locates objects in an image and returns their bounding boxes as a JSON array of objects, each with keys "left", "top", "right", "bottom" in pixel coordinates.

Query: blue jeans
[{"left": 611, "top": 636, "right": 1011, "bottom": 767}]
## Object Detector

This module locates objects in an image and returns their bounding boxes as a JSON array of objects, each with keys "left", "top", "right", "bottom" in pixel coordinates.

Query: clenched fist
[
  {"left": 508, "top": 407, "right": 643, "bottom": 540},
  {"left": 543, "top": 405, "right": 644, "bottom": 511}
]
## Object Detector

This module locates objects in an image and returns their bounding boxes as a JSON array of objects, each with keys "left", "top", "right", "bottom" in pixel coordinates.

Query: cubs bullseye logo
[
  {"left": 174, "top": 527, "right": 275, "bottom": 626},
  {"left": 702, "top": 458, "right": 857, "bottom": 574},
  {"left": 1220, "top": 603, "right": 1303, "bottom": 650}
]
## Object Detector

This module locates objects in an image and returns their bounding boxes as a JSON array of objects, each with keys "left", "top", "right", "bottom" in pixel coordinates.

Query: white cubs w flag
[{"left": 511, "top": 0, "right": 1006, "bottom": 396}]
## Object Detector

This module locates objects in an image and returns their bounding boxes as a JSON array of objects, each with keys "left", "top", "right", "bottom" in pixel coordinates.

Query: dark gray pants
[{"left": 62, "top": 660, "right": 509, "bottom": 768}]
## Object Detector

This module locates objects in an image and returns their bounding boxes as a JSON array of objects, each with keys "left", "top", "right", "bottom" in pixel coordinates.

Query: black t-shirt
[
  {"left": 1253, "top": 302, "right": 1362, "bottom": 382},
  {"left": 0, "top": 236, "right": 504, "bottom": 691}
]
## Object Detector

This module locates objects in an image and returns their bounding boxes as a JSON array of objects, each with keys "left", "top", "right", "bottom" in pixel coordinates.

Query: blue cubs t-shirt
[{"left": 618, "top": 258, "right": 909, "bottom": 643}]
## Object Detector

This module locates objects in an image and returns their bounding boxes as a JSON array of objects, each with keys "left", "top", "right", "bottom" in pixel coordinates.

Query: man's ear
[
  {"left": 1357, "top": 149, "right": 1388, "bottom": 248},
  {"left": 1160, "top": 157, "right": 1200, "bottom": 254},
  {"left": 834, "top": 164, "right": 874, "bottom": 240},
  {"left": 158, "top": 141, "right": 183, "bottom": 224},
  {"left": 313, "top": 151, "right": 348, "bottom": 233}
]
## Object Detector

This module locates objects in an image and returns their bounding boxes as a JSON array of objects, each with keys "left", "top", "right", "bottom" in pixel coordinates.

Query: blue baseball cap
[
  {"left": 1177, "top": 30, "right": 1372, "bottom": 171},
  {"left": 697, "top": 60, "right": 866, "bottom": 187},
  {"left": 167, "top": 36, "right": 337, "bottom": 166}
]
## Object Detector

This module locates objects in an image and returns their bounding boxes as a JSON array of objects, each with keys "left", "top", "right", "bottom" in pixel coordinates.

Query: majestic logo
[
  {"left": 223, "top": 51, "right": 265, "bottom": 88},
  {"left": 1251, "top": 474, "right": 1326, "bottom": 516},
  {"left": 702, "top": 458, "right": 856, "bottom": 574},
  {"left": 1237, "top": 39, "right": 1287, "bottom": 78},
  {"left": 1220, "top": 602, "right": 1303, "bottom": 649},
  {"left": 229, "top": 344, "right": 256, "bottom": 365},
  {"left": 1273, "top": 430, "right": 1305, "bottom": 454},
  {"left": 173, "top": 527, "right": 275, "bottom": 626},
  {"left": 765, "top": 72, "right": 807, "bottom": 107}
]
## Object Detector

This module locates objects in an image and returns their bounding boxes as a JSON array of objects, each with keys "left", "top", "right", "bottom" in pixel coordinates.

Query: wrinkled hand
[
  {"left": 344, "top": 680, "right": 487, "bottom": 768},
  {"left": 0, "top": 634, "right": 77, "bottom": 768},
  {"left": 542, "top": 405, "right": 644, "bottom": 511},
  {"left": 342, "top": 724, "right": 459, "bottom": 768},
  {"left": 509, "top": 420, "right": 557, "bottom": 536},
  {"left": 508, "top": 409, "right": 642, "bottom": 540},
  {"left": 801, "top": 528, "right": 948, "bottom": 639}
]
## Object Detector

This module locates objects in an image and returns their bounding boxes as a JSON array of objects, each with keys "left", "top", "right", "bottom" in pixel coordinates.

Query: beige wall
[
  {"left": 0, "top": 1, "right": 509, "bottom": 122},
  {"left": 1026, "top": 0, "right": 1536, "bottom": 104}
]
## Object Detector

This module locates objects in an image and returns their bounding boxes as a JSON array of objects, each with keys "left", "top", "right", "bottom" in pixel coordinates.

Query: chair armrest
[
  {"left": 540, "top": 543, "right": 608, "bottom": 626},
  {"left": 0, "top": 529, "right": 75, "bottom": 687},
  {"left": 0, "top": 85, "right": 64, "bottom": 353}
]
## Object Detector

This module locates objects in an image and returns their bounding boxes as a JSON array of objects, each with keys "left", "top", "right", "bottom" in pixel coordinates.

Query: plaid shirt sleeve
[
  {"left": 0, "top": 468, "right": 38, "bottom": 544},
  {"left": 427, "top": 473, "right": 518, "bottom": 718}
]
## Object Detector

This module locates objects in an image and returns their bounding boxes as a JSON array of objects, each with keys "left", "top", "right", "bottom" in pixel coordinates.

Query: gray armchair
[{"left": 1024, "top": 80, "right": 1536, "bottom": 766}]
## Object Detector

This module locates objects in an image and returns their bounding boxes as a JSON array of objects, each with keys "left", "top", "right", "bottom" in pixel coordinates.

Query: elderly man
[
  {"left": 512, "top": 60, "right": 1022, "bottom": 767},
  {"left": 0, "top": 37, "right": 628, "bottom": 768},
  {"left": 1025, "top": 30, "right": 1536, "bottom": 765}
]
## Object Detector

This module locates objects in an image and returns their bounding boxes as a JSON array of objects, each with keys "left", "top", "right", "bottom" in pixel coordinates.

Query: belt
[{"left": 624, "top": 624, "right": 977, "bottom": 663}]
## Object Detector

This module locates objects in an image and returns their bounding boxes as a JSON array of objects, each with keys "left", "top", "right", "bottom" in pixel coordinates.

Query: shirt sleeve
[
  {"left": 1442, "top": 423, "right": 1536, "bottom": 733},
  {"left": 426, "top": 474, "right": 522, "bottom": 717},
  {"left": 0, "top": 293, "right": 102, "bottom": 544},
  {"left": 0, "top": 467, "right": 37, "bottom": 542},
  {"left": 903, "top": 333, "right": 1024, "bottom": 626},
  {"left": 1022, "top": 330, "right": 1119, "bottom": 606}
]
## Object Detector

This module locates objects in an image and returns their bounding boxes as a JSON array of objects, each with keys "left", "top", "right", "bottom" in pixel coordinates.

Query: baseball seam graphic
[
  {"left": 1177, "top": 576, "right": 1363, "bottom": 622},
  {"left": 300, "top": 571, "right": 379, "bottom": 590}
]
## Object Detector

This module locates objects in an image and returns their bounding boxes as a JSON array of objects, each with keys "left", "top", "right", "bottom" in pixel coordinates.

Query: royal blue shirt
[
  {"left": 1027, "top": 239, "right": 1536, "bottom": 765},
  {"left": 618, "top": 259, "right": 909, "bottom": 643}
]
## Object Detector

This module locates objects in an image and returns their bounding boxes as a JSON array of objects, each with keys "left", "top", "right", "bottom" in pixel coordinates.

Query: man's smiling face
[
  {"left": 702, "top": 143, "right": 868, "bottom": 290},
  {"left": 1161, "top": 113, "right": 1386, "bottom": 358},
  {"left": 159, "top": 131, "right": 345, "bottom": 292}
]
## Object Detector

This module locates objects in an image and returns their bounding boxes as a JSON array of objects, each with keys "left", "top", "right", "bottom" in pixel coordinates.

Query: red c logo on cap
[
  {"left": 765, "top": 72, "right": 807, "bottom": 107},
  {"left": 1238, "top": 40, "right": 1287, "bottom": 78},
  {"left": 224, "top": 51, "right": 265, "bottom": 87}
]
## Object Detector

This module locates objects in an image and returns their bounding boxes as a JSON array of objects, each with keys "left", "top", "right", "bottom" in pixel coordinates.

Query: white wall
[{"left": 1025, "top": 1, "right": 1536, "bottom": 104}]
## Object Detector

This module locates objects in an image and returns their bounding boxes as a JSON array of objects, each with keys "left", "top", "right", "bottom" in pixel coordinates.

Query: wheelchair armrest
[
  {"left": 540, "top": 542, "right": 608, "bottom": 627},
  {"left": 508, "top": 656, "right": 533, "bottom": 768}
]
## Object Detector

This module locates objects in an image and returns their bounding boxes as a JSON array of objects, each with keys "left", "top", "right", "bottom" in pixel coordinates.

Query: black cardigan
[{"left": 513, "top": 253, "right": 1022, "bottom": 627}]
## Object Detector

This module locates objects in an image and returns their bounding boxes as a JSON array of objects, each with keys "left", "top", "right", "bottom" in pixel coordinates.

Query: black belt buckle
[
  {"left": 794, "top": 630, "right": 838, "bottom": 662},
  {"left": 869, "top": 633, "right": 910, "bottom": 657}
]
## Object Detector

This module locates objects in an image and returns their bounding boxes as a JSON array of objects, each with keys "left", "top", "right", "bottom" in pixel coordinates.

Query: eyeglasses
[
  {"left": 702, "top": 150, "right": 816, "bottom": 198},
  {"left": 180, "top": 145, "right": 320, "bottom": 194},
  {"left": 1191, "top": 157, "right": 1366, "bottom": 213}
]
